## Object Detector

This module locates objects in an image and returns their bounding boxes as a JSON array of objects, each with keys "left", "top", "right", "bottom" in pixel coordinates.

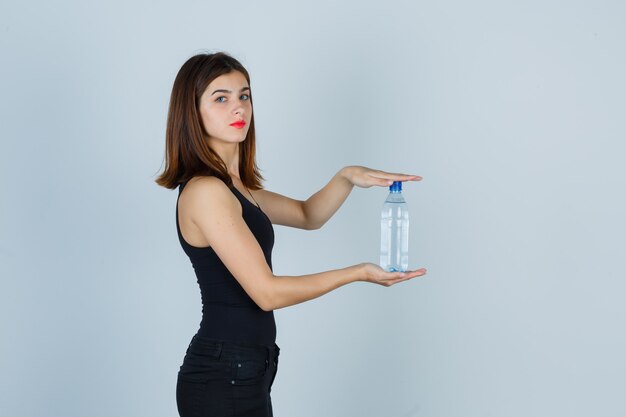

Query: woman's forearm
[
  {"left": 267, "top": 264, "right": 363, "bottom": 311},
  {"left": 302, "top": 167, "right": 354, "bottom": 229}
]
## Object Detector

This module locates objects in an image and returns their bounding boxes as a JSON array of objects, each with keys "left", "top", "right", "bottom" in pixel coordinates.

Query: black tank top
[{"left": 176, "top": 179, "right": 276, "bottom": 346}]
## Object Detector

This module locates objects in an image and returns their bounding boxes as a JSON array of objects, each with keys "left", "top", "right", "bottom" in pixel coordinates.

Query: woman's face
[{"left": 198, "top": 71, "right": 252, "bottom": 145}]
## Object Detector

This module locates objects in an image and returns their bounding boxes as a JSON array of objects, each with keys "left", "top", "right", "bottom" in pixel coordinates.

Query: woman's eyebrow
[{"left": 210, "top": 87, "right": 251, "bottom": 96}]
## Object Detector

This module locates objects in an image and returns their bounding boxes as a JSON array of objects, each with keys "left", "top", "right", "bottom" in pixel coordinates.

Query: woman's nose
[{"left": 233, "top": 98, "right": 248, "bottom": 116}]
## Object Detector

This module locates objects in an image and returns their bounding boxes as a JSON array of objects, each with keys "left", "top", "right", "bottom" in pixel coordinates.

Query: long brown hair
[{"left": 155, "top": 51, "right": 264, "bottom": 190}]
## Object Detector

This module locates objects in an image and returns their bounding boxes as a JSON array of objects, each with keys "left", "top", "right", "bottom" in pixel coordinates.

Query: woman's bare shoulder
[{"left": 180, "top": 176, "right": 238, "bottom": 212}]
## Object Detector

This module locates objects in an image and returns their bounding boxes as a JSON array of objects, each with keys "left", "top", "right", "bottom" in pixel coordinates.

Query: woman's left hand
[{"left": 342, "top": 165, "right": 422, "bottom": 188}]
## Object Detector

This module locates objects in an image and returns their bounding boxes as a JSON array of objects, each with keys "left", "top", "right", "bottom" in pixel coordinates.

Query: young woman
[{"left": 156, "top": 51, "right": 427, "bottom": 417}]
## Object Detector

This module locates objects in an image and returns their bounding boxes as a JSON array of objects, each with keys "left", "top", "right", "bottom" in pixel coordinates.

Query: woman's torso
[{"left": 176, "top": 178, "right": 276, "bottom": 346}]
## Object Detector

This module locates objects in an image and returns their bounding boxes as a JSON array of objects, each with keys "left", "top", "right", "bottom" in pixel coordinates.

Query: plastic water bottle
[{"left": 380, "top": 181, "right": 409, "bottom": 272}]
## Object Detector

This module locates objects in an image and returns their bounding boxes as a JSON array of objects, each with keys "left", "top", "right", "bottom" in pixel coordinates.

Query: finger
[
  {"left": 406, "top": 269, "right": 427, "bottom": 277},
  {"left": 372, "top": 171, "right": 423, "bottom": 182},
  {"left": 405, "top": 270, "right": 427, "bottom": 280},
  {"left": 394, "top": 268, "right": 427, "bottom": 276},
  {"left": 367, "top": 174, "right": 395, "bottom": 187},
  {"left": 388, "top": 271, "right": 426, "bottom": 285},
  {"left": 385, "top": 276, "right": 414, "bottom": 286},
  {"left": 387, "top": 269, "right": 427, "bottom": 280},
  {"left": 381, "top": 271, "right": 412, "bottom": 281}
]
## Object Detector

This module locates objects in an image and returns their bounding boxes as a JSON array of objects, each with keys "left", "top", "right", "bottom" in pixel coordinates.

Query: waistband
[{"left": 187, "top": 334, "right": 280, "bottom": 362}]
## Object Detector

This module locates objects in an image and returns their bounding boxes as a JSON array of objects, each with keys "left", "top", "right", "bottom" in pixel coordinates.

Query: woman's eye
[{"left": 215, "top": 95, "right": 249, "bottom": 103}]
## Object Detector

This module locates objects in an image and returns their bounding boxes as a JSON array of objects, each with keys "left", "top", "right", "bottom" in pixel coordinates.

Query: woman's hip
[{"left": 176, "top": 334, "right": 280, "bottom": 417}]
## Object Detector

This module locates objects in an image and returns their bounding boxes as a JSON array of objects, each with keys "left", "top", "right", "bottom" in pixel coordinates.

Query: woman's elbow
[
  {"left": 257, "top": 277, "right": 277, "bottom": 311},
  {"left": 259, "top": 295, "right": 277, "bottom": 312},
  {"left": 259, "top": 302, "right": 274, "bottom": 312},
  {"left": 304, "top": 219, "right": 322, "bottom": 230}
]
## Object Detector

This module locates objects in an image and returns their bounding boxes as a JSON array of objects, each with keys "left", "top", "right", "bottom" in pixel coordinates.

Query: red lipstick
[{"left": 230, "top": 120, "right": 246, "bottom": 129}]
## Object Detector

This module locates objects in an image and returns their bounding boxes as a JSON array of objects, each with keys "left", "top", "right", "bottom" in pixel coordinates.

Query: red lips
[{"left": 230, "top": 120, "right": 246, "bottom": 129}]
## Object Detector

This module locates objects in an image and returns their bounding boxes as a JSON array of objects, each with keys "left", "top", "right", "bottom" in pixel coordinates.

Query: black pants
[{"left": 176, "top": 334, "right": 280, "bottom": 417}]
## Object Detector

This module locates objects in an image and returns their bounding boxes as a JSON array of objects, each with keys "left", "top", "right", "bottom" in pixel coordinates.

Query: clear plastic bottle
[{"left": 380, "top": 181, "right": 409, "bottom": 272}]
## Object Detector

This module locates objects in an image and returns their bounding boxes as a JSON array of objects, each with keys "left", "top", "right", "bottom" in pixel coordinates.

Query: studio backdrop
[{"left": 1, "top": 1, "right": 625, "bottom": 416}]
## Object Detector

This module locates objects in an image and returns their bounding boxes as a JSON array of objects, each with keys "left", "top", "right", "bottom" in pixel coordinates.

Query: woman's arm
[
  {"left": 302, "top": 165, "right": 422, "bottom": 229},
  {"left": 254, "top": 166, "right": 422, "bottom": 230},
  {"left": 269, "top": 263, "right": 425, "bottom": 310},
  {"left": 249, "top": 169, "right": 353, "bottom": 230},
  {"left": 181, "top": 177, "right": 426, "bottom": 312},
  {"left": 300, "top": 167, "right": 354, "bottom": 230}
]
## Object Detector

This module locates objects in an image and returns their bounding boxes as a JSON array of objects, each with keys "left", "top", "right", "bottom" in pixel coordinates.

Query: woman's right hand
[{"left": 357, "top": 263, "right": 427, "bottom": 287}]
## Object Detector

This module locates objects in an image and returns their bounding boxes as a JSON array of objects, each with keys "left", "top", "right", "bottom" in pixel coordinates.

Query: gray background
[{"left": 1, "top": 0, "right": 625, "bottom": 416}]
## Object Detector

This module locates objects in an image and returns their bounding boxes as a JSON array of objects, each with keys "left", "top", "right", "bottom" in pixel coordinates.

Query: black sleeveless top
[{"left": 176, "top": 179, "right": 276, "bottom": 346}]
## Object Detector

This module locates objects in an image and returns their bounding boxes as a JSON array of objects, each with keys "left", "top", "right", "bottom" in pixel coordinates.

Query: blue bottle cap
[{"left": 389, "top": 181, "right": 402, "bottom": 192}]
